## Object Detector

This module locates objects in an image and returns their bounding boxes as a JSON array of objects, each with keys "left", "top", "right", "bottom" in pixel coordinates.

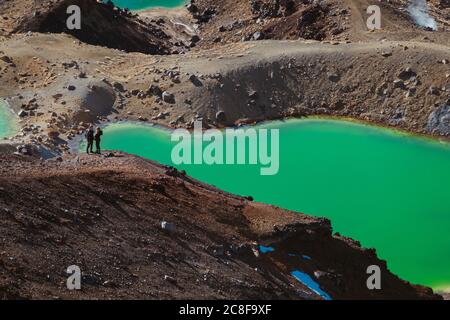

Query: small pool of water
[
  {"left": 0, "top": 99, "right": 18, "bottom": 140},
  {"left": 84, "top": 119, "right": 450, "bottom": 291},
  {"left": 291, "top": 270, "right": 332, "bottom": 300},
  {"left": 108, "top": 0, "right": 187, "bottom": 10}
]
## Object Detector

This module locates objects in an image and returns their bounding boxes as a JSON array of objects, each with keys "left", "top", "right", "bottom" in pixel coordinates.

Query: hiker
[
  {"left": 85, "top": 125, "right": 94, "bottom": 154},
  {"left": 94, "top": 127, "right": 103, "bottom": 154}
]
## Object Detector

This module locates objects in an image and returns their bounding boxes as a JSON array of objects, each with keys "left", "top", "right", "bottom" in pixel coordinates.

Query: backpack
[{"left": 85, "top": 129, "right": 94, "bottom": 140}]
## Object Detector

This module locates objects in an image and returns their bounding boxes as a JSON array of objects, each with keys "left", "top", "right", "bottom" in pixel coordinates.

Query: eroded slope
[{"left": 0, "top": 152, "right": 441, "bottom": 299}]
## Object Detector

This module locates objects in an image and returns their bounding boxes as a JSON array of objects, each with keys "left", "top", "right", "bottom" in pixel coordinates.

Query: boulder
[
  {"left": 162, "top": 91, "right": 175, "bottom": 104},
  {"left": 148, "top": 84, "right": 162, "bottom": 97},
  {"left": 16, "top": 145, "right": 31, "bottom": 155},
  {"left": 186, "top": 3, "right": 198, "bottom": 13},
  {"left": 161, "top": 221, "right": 175, "bottom": 232},
  {"left": 393, "top": 79, "right": 406, "bottom": 89},
  {"left": 427, "top": 104, "right": 450, "bottom": 136},
  {"left": 164, "top": 275, "right": 177, "bottom": 283},
  {"left": 215, "top": 110, "right": 226, "bottom": 122},
  {"left": 18, "top": 110, "right": 28, "bottom": 117},
  {"left": 429, "top": 85, "right": 439, "bottom": 95},
  {"left": 191, "top": 35, "right": 201, "bottom": 43},
  {"left": 398, "top": 67, "right": 416, "bottom": 80},
  {"left": 248, "top": 90, "right": 258, "bottom": 99},
  {"left": 189, "top": 74, "right": 203, "bottom": 87},
  {"left": 252, "top": 31, "right": 265, "bottom": 41},
  {"left": 0, "top": 55, "right": 13, "bottom": 64},
  {"left": 73, "top": 81, "right": 116, "bottom": 123},
  {"left": 48, "top": 131, "right": 60, "bottom": 139},
  {"left": 327, "top": 73, "right": 340, "bottom": 82},
  {"left": 112, "top": 82, "right": 125, "bottom": 92}
]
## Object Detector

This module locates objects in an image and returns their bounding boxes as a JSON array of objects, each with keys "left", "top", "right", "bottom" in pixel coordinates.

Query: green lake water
[
  {"left": 0, "top": 100, "right": 18, "bottom": 139},
  {"left": 108, "top": 0, "right": 187, "bottom": 10},
  {"left": 91, "top": 119, "right": 450, "bottom": 291}
]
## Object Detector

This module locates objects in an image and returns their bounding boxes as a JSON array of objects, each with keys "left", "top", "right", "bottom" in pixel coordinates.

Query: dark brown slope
[
  {"left": 0, "top": 0, "right": 175, "bottom": 54},
  {"left": 0, "top": 152, "right": 441, "bottom": 299},
  {"left": 187, "top": 0, "right": 449, "bottom": 48}
]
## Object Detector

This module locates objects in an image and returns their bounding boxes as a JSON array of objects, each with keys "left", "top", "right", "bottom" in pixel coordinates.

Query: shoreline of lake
[
  {"left": 109, "top": 0, "right": 188, "bottom": 11},
  {"left": 75, "top": 117, "right": 450, "bottom": 291},
  {"left": 0, "top": 99, "right": 18, "bottom": 140},
  {"left": 71, "top": 115, "right": 450, "bottom": 153}
]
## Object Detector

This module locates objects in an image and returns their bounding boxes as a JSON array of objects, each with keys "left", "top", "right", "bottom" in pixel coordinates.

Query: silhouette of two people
[{"left": 86, "top": 125, "right": 103, "bottom": 154}]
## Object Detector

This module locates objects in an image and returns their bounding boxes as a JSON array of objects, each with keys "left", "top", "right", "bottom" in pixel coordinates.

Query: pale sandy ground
[{"left": 1, "top": 33, "right": 448, "bottom": 158}]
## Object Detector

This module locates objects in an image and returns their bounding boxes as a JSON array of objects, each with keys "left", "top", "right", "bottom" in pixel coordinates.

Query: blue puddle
[
  {"left": 258, "top": 247, "right": 330, "bottom": 299},
  {"left": 288, "top": 253, "right": 312, "bottom": 261},
  {"left": 259, "top": 245, "right": 275, "bottom": 254},
  {"left": 291, "top": 270, "right": 332, "bottom": 300}
]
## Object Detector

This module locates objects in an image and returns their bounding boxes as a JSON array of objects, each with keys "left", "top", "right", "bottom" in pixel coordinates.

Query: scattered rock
[
  {"left": 191, "top": 35, "right": 201, "bottom": 43},
  {"left": 209, "top": 244, "right": 225, "bottom": 256},
  {"left": 161, "top": 221, "right": 175, "bottom": 232},
  {"left": 186, "top": 3, "right": 198, "bottom": 14},
  {"left": 429, "top": 85, "right": 439, "bottom": 95},
  {"left": 113, "top": 82, "right": 125, "bottom": 92},
  {"left": 248, "top": 90, "right": 258, "bottom": 99},
  {"left": 189, "top": 74, "right": 203, "bottom": 87},
  {"left": 164, "top": 275, "right": 177, "bottom": 283},
  {"left": 327, "top": 73, "right": 340, "bottom": 82},
  {"left": 162, "top": 91, "right": 175, "bottom": 104},
  {"left": 18, "top": 110, "right": 28, "bottom": 117},
  {"left": 148, "top": 84, "right": 162, "bottom": 97},
  {"left": 16, "top": 145, "right": 31, "bottom": 156},
  {"left": 0, "top": 55, "right": 13, "bottom": 64},
  {"left": 393, "top": 79, "right": 405, "bottom": 89},
  {"left": 215, "top": 110, "right": 226, "bottom": 122},
  {"left": 252, "top": 31, "right": 265, "bottom": 41},
  {"left": 48, "top": 131, "right": 60, "bottom": 139},
  {"left": 427, "top": 104, "right": 450, "bottom": 136},
  {"left": 398, "top": 67, "right": 416, "bottom": 80}
]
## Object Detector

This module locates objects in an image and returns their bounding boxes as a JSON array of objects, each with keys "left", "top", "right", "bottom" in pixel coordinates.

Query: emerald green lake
[
  {"left": 0, "top": 100, "right": 18, "bottom": 139},
  {"left": 108, "top": 0, "right": 187, "bottom": 10},
  {"left": 89, "top": 119, "right": 450, "bottom": 291}
]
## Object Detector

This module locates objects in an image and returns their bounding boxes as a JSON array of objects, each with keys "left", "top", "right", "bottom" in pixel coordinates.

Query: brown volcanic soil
[
  {"left": 0, "top": 152, "right": 441, "bottom": 299},
  {"left": 0, "top": 33, "right": 448, "bottom": 157},
  {"left": 0, "top": 0, "right": 448, "bottom": 155},
  {"left": 190, "top": 0, "right": 450, "bottom": 48},
  {"left": 0, "top": 0, "right": 448, "bottom": 300}
]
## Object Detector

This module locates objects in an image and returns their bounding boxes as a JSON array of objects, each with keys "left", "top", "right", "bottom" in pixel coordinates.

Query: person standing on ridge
[
  {"left": 85, "top": 125, "right": 94, "bottom": 154},
  {"left": 94, "top": 127, "right": 103, "bottom": 154}
]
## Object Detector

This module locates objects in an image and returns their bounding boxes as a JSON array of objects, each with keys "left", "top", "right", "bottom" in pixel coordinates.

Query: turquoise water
[
  {"left": 108, "top": 0, "right": 187, "bottom": 10},
  {"left": 259, "top": 245, "right": 275, "bottom": 254},
  {"left": 0, "top": 100, "right": 17, "bottom": 139},
  {"left": 84, "top": 119, "right": 450, "bottom": 291}
]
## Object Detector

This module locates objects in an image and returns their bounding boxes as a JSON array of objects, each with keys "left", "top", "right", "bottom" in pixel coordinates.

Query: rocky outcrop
[
  {"left": 0, "top": 153, "right": 442, "bottom": 299},
  {"left": 427, "top": 104, "right": 450, "bottom": 136},
  {"left": 6, "top": 0, "right": 173, "bottom": 55}
]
